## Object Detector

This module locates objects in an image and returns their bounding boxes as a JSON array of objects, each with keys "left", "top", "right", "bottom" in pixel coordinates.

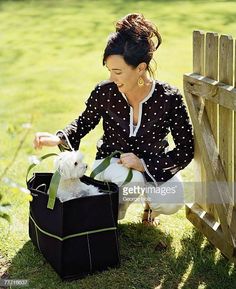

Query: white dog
[{"left": 54, "top": 150, "right": 100, "bottom": 202}]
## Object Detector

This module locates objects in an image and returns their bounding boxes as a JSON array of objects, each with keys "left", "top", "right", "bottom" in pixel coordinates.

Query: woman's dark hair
[{"left": 103, "top": 13, "right": 162, "bottom": 77}]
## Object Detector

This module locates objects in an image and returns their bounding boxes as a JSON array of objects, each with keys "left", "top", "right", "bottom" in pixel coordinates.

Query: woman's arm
[
  {"left": 34, "top": 86, "right": 103, "bottom": 151},
  {"left": 33, "top": 132, "right": 62, "bottom": 150},
  {"left": 56, "top": 87, "right": 102, "bottom": 150},
  {"left": 141, "top": 91, "right": 194, "bottom": 183}
]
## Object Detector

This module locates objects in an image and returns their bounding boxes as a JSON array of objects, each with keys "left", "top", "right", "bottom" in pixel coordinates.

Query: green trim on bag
[
  {"left": 90, "top": 150, "right": 133, "bottom": 186},
  {"left": 29, "top": 214, "right": 117, "bottom": 242},
  {"left": 34, "top": 225, "right": 41, "bottom": 253}
]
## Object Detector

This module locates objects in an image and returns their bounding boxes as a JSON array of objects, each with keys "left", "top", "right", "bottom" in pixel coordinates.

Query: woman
[{"left": 34, "top": 13, "right": 194, "bottom": 224}]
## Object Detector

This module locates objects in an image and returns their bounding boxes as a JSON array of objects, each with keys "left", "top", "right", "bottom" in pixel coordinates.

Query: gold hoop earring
[{"left": 138, "top": 77, "right": 144, "bottom": 87}]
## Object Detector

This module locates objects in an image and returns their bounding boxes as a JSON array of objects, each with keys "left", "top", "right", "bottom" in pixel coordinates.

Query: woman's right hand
[{"left": 33, "top": 132, "right": 62, "bottom": 150}]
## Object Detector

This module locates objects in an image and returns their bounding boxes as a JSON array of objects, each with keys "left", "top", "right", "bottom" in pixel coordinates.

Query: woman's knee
[
  {"left": 151, "top": 203, "right": 184, "bottom": 216},
  {"left": 104, "top": 163, "right": 145, "bottom": 185},
  {"left": 148, "top": 172, "right": 184, "bottom": 216}
]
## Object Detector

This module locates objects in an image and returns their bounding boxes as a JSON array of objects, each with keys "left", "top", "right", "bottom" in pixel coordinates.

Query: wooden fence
[{"left": 183, "top": 30, "right": 236, "bottom": 262}]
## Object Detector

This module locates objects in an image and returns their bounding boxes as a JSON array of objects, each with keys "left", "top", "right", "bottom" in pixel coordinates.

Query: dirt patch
[{"left": 0, "top": 254, "right": 10, "bottom": 278}]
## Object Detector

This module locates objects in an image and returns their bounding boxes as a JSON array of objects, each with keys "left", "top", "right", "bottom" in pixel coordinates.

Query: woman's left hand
[{"left": 117, "top": 153, "right": 145, "bottom": 172}]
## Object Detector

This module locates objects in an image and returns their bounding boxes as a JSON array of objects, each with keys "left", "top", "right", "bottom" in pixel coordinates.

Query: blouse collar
[{"left": 121, "top": 80, "right": 156, "bottom": 105}]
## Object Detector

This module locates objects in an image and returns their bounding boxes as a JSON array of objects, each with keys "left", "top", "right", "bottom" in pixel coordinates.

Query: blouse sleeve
[
  {"left": 142, "top": 91, "right": 194, "bottom": 183},
  {"left": 56, "top": 88, "right": 102, "bottom": 151}
]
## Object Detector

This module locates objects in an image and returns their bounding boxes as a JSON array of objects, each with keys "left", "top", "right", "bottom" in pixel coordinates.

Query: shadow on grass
[
  {"left": 160, "top": 228, "right": 236, "bottom": 289},
  {"left": 6, "top": 223, "right": 173, "bottom": 289},
  {"left": 6, "top": 223, "right": 236, "bottom": 289}
]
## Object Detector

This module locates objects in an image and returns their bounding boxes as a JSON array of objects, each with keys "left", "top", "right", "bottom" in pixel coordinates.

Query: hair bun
[{"left": 115, "top": 13, "right": 161, "bottom": 50}]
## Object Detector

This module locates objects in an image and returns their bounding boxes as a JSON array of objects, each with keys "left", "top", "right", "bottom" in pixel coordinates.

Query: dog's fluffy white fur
[{"left": 54, "top": 151, "right": 99, "bottom": 202}]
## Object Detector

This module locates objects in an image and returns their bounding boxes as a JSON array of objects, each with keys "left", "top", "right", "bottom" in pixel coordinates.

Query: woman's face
[{"left": 105, "top": 55, "right": 141, "bottom": 95}]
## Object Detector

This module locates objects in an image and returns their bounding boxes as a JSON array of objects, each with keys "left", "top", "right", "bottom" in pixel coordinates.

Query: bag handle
[
  {"left": 26, "top": 153, "right": 58, "bottom": 183},
  {"left": 26, "top": 153, "right": 60, "bottom": 210},
  {"left": 47, "top": 170, "right": 61, "bottom": 210},
  {"left": 90, "top": 150, "right": 133, "bottom": 186},
  {"left": 56, "top": 130, "right": 74, "bottom": 152}
]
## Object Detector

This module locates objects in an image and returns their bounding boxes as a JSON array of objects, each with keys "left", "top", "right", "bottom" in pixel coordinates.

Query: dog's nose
[{"left": 74, "top": 162, "right": 78, "bottom": 166}]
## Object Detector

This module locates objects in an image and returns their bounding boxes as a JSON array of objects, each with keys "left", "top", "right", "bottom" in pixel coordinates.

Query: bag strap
[
  {"left": 47, "top": 170, "right": 61, "bottom": 210},
  {"left": 26, "top": 152, "right": 60, "bottom": 210},
  {"left": 26, "top": 153, "right": 58, "bottom": 183},
  {"left": 90, "top": 150, "right": 133, "bottom": 186}
]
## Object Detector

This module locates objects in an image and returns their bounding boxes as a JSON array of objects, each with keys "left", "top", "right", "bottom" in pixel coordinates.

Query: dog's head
[{"left": 54, "top": 151, "right": 87, "bottom": 179}]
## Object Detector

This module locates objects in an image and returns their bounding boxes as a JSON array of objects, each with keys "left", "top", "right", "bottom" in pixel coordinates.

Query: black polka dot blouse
[{"left": 57, "top": 80, "right": 194, "bottom": 184}]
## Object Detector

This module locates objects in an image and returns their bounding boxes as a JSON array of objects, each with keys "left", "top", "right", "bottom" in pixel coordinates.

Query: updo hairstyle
[{"left": 103, "top": 13, "right": 162, "bottom": 77}]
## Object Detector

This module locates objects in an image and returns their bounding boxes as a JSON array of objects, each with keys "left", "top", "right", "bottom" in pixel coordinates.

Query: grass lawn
[{"left": 0, "top": 0, "right": 236, "bottom": 288}]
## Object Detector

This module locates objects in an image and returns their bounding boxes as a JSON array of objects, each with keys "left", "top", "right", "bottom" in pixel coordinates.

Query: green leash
[{"left": 90, "top": 150, "right": 133, "bottom": 186}]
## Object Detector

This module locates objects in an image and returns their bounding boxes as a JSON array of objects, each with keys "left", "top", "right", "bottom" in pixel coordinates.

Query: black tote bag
[{"left": 27, "top": 172, "right": 120, "bottom": 280}]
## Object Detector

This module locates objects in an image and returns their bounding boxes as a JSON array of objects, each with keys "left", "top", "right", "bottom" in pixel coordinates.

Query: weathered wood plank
[
  {"left": 235, "top": 39, "right": 236, "bottom": 88},
  {"left": 186, "top": 203, "right": 236, "bottom": 262},
  {"left": 219, "top": 35, "right": 233, "bottom": 84},
  {"left": 205, "top": 32, "right": 218, "bottom": 80},
  {"left": 193, "top": 30, "right": 205, "bottom": 74},
  {"left": 205, "top": 32, "right": 219, "bottom": 218},
  {"left": 183, "top": 82, "right": 235, "bottom": 246},
  {"left": 218, "top": 35, "right": 234, "bottom": 216},
  {"left": 192, "top": 30, "right": 207, "bottom": 210},
  {"left": 184, "top": 74, "right": 236, "bottom": 111},
  {"left": 232, "top": 37, "right": 236, "bottom": 239}
]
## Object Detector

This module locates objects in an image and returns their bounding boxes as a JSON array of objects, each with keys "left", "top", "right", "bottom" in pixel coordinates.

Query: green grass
[{"left": 0, "top": 0, "right": 236, "bottom": 288}]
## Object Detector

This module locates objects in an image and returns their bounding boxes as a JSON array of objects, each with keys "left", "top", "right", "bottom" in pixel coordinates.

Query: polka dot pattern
[{"left": 57, "top": 80, "right": 194, "bottom": 183}]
